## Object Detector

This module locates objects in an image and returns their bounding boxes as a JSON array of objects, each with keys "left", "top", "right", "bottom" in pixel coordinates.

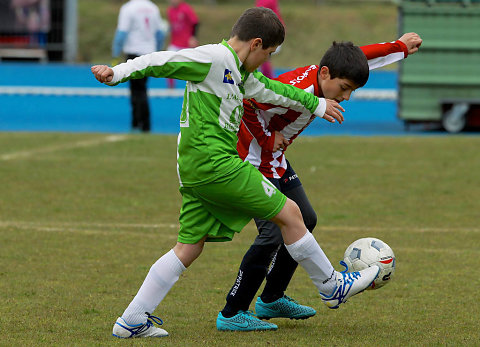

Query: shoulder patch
[{"left": 223, "top": 69, "right": 234, "bottom": 84}]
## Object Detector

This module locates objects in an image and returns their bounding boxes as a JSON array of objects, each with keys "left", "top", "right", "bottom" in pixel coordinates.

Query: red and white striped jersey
[{"left": 237, "top": 40, "right": 409, "bottom": 178}]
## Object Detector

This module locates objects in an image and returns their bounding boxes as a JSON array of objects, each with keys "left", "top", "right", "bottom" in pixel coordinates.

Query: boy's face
[
  {"left": 244, "top": 39, "right": 278, "bottom": 73},
  {"left": 318, "top": 66, "right": 359, "bottom": 103}
]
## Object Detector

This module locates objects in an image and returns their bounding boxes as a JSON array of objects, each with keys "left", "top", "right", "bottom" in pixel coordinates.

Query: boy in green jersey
[{"left": 92, "top": 7, "right": 380, "bottom": 338}]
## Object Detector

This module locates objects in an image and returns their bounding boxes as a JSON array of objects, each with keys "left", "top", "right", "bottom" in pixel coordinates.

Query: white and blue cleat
[
  {"left": 319, "top": 261, "right": 380, "bottom": 309},
  {"left": 112, "top": 314, "right": 168, "bottom": 338}
]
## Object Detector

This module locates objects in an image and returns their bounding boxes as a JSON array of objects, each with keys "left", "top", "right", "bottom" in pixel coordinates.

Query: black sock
[
  {"left": 221, "top": 244, "right": 278, "bottom": 318},
  {"left": 260, "top": 244, "right": 299, "bottom": 303}
]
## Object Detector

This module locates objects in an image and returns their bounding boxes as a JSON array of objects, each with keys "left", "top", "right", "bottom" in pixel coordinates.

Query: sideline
[
  {"left": 0, "top": 86, "right": 396, "bottom": 100},
  {"left": 0, "top": 220, "right": 478, "bottom": 234},
  {"left": 0, "top": 86, "right": 185, "bottom": 97},
  {"left": 0, "top": 135, "right": 128, "bottom": 161}
]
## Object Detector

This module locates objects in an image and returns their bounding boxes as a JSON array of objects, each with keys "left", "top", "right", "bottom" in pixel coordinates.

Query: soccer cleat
[
  {"left": 112, "top": 313, "right": 168, "bottom": 338},
  {"left": 216, "top": 310, "right": 278, "bottom": 331},
  {"left": 319, "top": 261, "right": 380, "bottom": 309},
  {"left": 255, "top": 295, "right": 316, "bottom": 320}
]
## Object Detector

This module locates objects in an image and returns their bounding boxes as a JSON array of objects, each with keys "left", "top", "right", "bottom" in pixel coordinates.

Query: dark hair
[
  {"left": 319, "top": 42, "right": 369, "bottom": 87},
  {"left": 230, "top": 7, "right": 285, "bottom": 49}
]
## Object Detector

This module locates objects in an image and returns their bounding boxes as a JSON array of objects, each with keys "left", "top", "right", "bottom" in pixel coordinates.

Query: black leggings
[
  {"left": 127, "top": 54, "right": 151, "bottom": 132},
  {"left": 222, "top": 161, "right": 317, "bottom": 315}
]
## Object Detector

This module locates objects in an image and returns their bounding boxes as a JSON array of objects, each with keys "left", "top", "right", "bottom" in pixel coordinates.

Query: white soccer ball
[{"left": 343, "top": 237, "right": 395, "bottom": 289}]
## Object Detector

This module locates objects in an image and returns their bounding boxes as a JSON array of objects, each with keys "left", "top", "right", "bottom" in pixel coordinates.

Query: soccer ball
[{"left": 343, "top": 237, "right": 395, "bottom": 289}]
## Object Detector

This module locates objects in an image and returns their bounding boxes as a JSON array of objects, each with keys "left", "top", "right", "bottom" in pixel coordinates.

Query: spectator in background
[
  {"left": 10, "top": 0, "right": 50, "bottom": 46},
  {"left": 255, "top": 0, "right": 284, "bottom": 78},
  {"left": 166, "top": 0, "right": 199, "bottom": 89},
  {"left": 112, "top": 0, "right": 168, "bottom": 133}
]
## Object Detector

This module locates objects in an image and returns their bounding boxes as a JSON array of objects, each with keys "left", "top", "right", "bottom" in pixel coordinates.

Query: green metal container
[{"left": 398, "top": 0, "right": 480, "bottom": 132}]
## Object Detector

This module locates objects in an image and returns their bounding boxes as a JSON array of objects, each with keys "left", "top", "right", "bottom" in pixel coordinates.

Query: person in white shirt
[{"left": 112, "top": 0, "right": 168, "bottom": 132}]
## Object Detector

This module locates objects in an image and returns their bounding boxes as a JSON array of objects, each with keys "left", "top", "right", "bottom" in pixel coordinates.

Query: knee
[
  {"left": 272, "top": 198, "right": 303, "bottom": 229},
  {"left": 285, "top": 198, "right": 303, "bottom": 219},
  {"left": 173, "top": 240, "right": 205, "bottom": 267}
]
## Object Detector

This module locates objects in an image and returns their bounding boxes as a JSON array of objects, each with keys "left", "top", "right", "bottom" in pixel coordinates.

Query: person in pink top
[
  {"left": 256, "top": 0, "right": 283, "bottom": 20},
  {"left": 255, "top": 0, "right": 284, "bottom": 78},
  {"left": 166, "top": 0, "right": 199, "bottom": 88}
]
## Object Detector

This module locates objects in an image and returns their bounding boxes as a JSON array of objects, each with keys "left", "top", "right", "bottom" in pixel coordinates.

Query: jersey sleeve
[
  {"left": 243, "top": 71, "right": 326, "bottom": 119},
  {"left": 361, "top": 40, "right": 409, "bottom": 70},
  {"left": 108, "top": 45, "right": 213, "bottom": 85}
]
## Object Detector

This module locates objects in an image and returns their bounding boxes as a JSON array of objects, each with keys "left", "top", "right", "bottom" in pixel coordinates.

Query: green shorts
[{"left": 178, "top": 161, "right": 287, "bottom": 244}]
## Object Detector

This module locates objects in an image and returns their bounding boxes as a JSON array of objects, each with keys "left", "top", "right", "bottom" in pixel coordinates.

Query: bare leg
[{"left": 173, "top": 238, "right": 206, "bottom": 268}]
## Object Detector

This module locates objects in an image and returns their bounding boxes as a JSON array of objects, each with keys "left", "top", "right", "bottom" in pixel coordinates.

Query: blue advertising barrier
[{"left": 0, "top": 62, "right": 406, "bottom": 135}]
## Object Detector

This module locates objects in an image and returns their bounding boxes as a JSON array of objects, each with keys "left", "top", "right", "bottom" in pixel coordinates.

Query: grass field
[{"left": 1, "top": 133, "right": 479, "bottom": 346}]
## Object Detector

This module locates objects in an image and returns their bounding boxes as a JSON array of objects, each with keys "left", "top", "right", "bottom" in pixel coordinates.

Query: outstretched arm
[
  {"left": 360, "top": 32, "right": 423, "bottom": 70},
  {"left": 91, "top": 46, "right": 214, "bottom": 86}
]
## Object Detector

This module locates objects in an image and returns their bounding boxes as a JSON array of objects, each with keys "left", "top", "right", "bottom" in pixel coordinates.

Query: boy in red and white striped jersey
[{"left": 218, "top": 33, "right": 422, "bottom": 330}]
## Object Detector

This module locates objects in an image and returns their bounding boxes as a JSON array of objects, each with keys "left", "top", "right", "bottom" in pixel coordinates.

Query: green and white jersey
[{"left": 109, "top": 40, "right": 326, "bottom": 186}]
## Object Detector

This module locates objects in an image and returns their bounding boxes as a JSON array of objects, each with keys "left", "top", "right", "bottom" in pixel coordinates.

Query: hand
[
  {"left": 322, "top": 99, "right": 345, "bottom": 124},
  {"left": 188, "top": 36, "right": 199, "bottom": 48},
  {"left": 91, "top": 65, "right": 114, "bottom": 83},
  {"left": 398, "top": 32, "right": 422, "bottom": 55},
  {"left": 273, "top": 131, "right": 289, "bottom": 152}
]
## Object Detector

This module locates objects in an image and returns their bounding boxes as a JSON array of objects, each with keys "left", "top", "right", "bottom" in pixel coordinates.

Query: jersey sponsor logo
[
  {"left": 289, "top": 65, "right": 317, "bottom": 86},
  {"left": 283, "top": 174, "right": 298, "bottom": 183},
  {"left": 221, "top": 104, "right": 244, "bottom": 132},
  {"left": 223, "top": 69, "right": 234, "bottom": 84},
  {"left": 226, "top": 93, "right": 241, "bottom": 102}
]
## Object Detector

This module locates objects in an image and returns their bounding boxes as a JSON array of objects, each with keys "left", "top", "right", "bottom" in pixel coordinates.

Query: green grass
[
  {"left": 1, "top": 133, "right": 479, "bottom": 346},
  {"left": 79, "top": 1, "right": 397, "bottom": 68}
]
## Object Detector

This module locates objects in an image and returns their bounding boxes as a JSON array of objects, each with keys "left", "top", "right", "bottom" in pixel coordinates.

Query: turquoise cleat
[
  {"left": 216, "top": 310, "right": 278, "bottom": 331},
  {"left": 255, "top": 295, "right": 316, "bottom": 320}
]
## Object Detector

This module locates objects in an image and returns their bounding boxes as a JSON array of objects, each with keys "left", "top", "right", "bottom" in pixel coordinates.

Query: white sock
[
  {"left": 285, "top": 231, "right": 337, "bottom": 295},
  {"left": 122, "top": 249, "right": 186, "bottom": 325}
]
